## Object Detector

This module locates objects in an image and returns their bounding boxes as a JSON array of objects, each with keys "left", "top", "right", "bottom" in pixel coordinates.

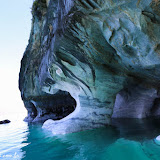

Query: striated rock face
[{"left": 19, "top": 0, "right": 160, "bottom": 134}]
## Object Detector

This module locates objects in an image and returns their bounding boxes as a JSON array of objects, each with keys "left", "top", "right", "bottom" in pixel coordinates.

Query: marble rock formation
[{"left": 19, "top": 0, "right": 160, "bottom": 134}]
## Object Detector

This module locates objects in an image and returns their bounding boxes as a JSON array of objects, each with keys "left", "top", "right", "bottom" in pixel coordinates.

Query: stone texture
[
  {"left": 112, "top": 85, "right": 160, "bottom": 118},
  {"left": 19, "top": 0, "right": 160, "bottom": 134}
]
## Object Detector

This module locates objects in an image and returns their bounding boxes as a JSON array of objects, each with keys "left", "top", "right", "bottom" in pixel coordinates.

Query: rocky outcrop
[
  {"left": 0, "top": 120, "right": 11, "bottom": 124},
  {"left": 19, "top": 0, "right": 160, "bottom": 134}
]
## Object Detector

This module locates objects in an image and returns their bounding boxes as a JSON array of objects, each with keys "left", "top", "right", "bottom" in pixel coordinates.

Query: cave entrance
[
  {"left": 50, "top": 91, "right": 77, "bottom": 120},
  {"left": 26, "top": 91, "right": 77, "bottom": 123}
]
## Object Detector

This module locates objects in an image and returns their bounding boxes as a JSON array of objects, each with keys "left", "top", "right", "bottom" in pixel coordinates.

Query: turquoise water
[{"left": 0, "top": 114, "right": 160, "bottom": 160}]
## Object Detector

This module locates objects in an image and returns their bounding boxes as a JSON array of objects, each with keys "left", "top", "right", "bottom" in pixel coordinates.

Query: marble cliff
[{"left": 19, "top": 0, "right": 160, "bottom": 134}]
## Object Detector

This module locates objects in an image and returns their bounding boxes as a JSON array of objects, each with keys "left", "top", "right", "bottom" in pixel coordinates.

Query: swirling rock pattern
[{"left": 19, "top": 0, "right": 160, "bottom": 134}]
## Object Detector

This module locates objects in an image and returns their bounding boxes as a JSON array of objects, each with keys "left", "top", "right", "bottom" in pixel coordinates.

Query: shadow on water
[{"left": 111, "top": 117, "right": 160, "bottom": 141}]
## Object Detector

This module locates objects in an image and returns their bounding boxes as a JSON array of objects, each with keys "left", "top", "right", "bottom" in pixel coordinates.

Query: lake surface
[{"left": 0, "top": 113, "right": 160, "bottom": 160}]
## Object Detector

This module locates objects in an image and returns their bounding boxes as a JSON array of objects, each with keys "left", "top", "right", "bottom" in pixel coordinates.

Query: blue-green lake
[{"left": 0, "top": 113, "right": 160, "bottom": 160}]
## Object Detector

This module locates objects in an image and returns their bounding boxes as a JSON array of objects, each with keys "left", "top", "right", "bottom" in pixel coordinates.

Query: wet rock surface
[{"left": 19, "top": 0, "right": 160, "bottom": 134}]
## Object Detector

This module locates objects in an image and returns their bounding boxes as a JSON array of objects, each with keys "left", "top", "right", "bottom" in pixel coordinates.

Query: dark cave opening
[{"left": 24, "top": 91, "right": 77, "bottom": 123}]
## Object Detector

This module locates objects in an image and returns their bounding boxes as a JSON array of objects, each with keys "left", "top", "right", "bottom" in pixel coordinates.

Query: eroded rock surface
[{"left": 19, "top": 0, "right": 160, "bottom": 134}]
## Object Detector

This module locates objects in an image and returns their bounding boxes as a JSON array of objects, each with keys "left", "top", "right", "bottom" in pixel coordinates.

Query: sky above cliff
[{"left": 0, "top": 0, "right": 33, "bottom": 113}]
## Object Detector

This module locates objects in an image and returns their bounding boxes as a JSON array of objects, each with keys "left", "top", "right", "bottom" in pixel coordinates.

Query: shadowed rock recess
[{"left": 19, "top": 0, "right": 160, "bottom": 134}]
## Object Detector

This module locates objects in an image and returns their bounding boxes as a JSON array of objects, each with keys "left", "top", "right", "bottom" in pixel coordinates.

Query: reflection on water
[
  {"left": 111, "top": 118, "right": 160, "bottom": 141},
  {"left": 0, "top": 114, "right": 160, "bottom": 160}
]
